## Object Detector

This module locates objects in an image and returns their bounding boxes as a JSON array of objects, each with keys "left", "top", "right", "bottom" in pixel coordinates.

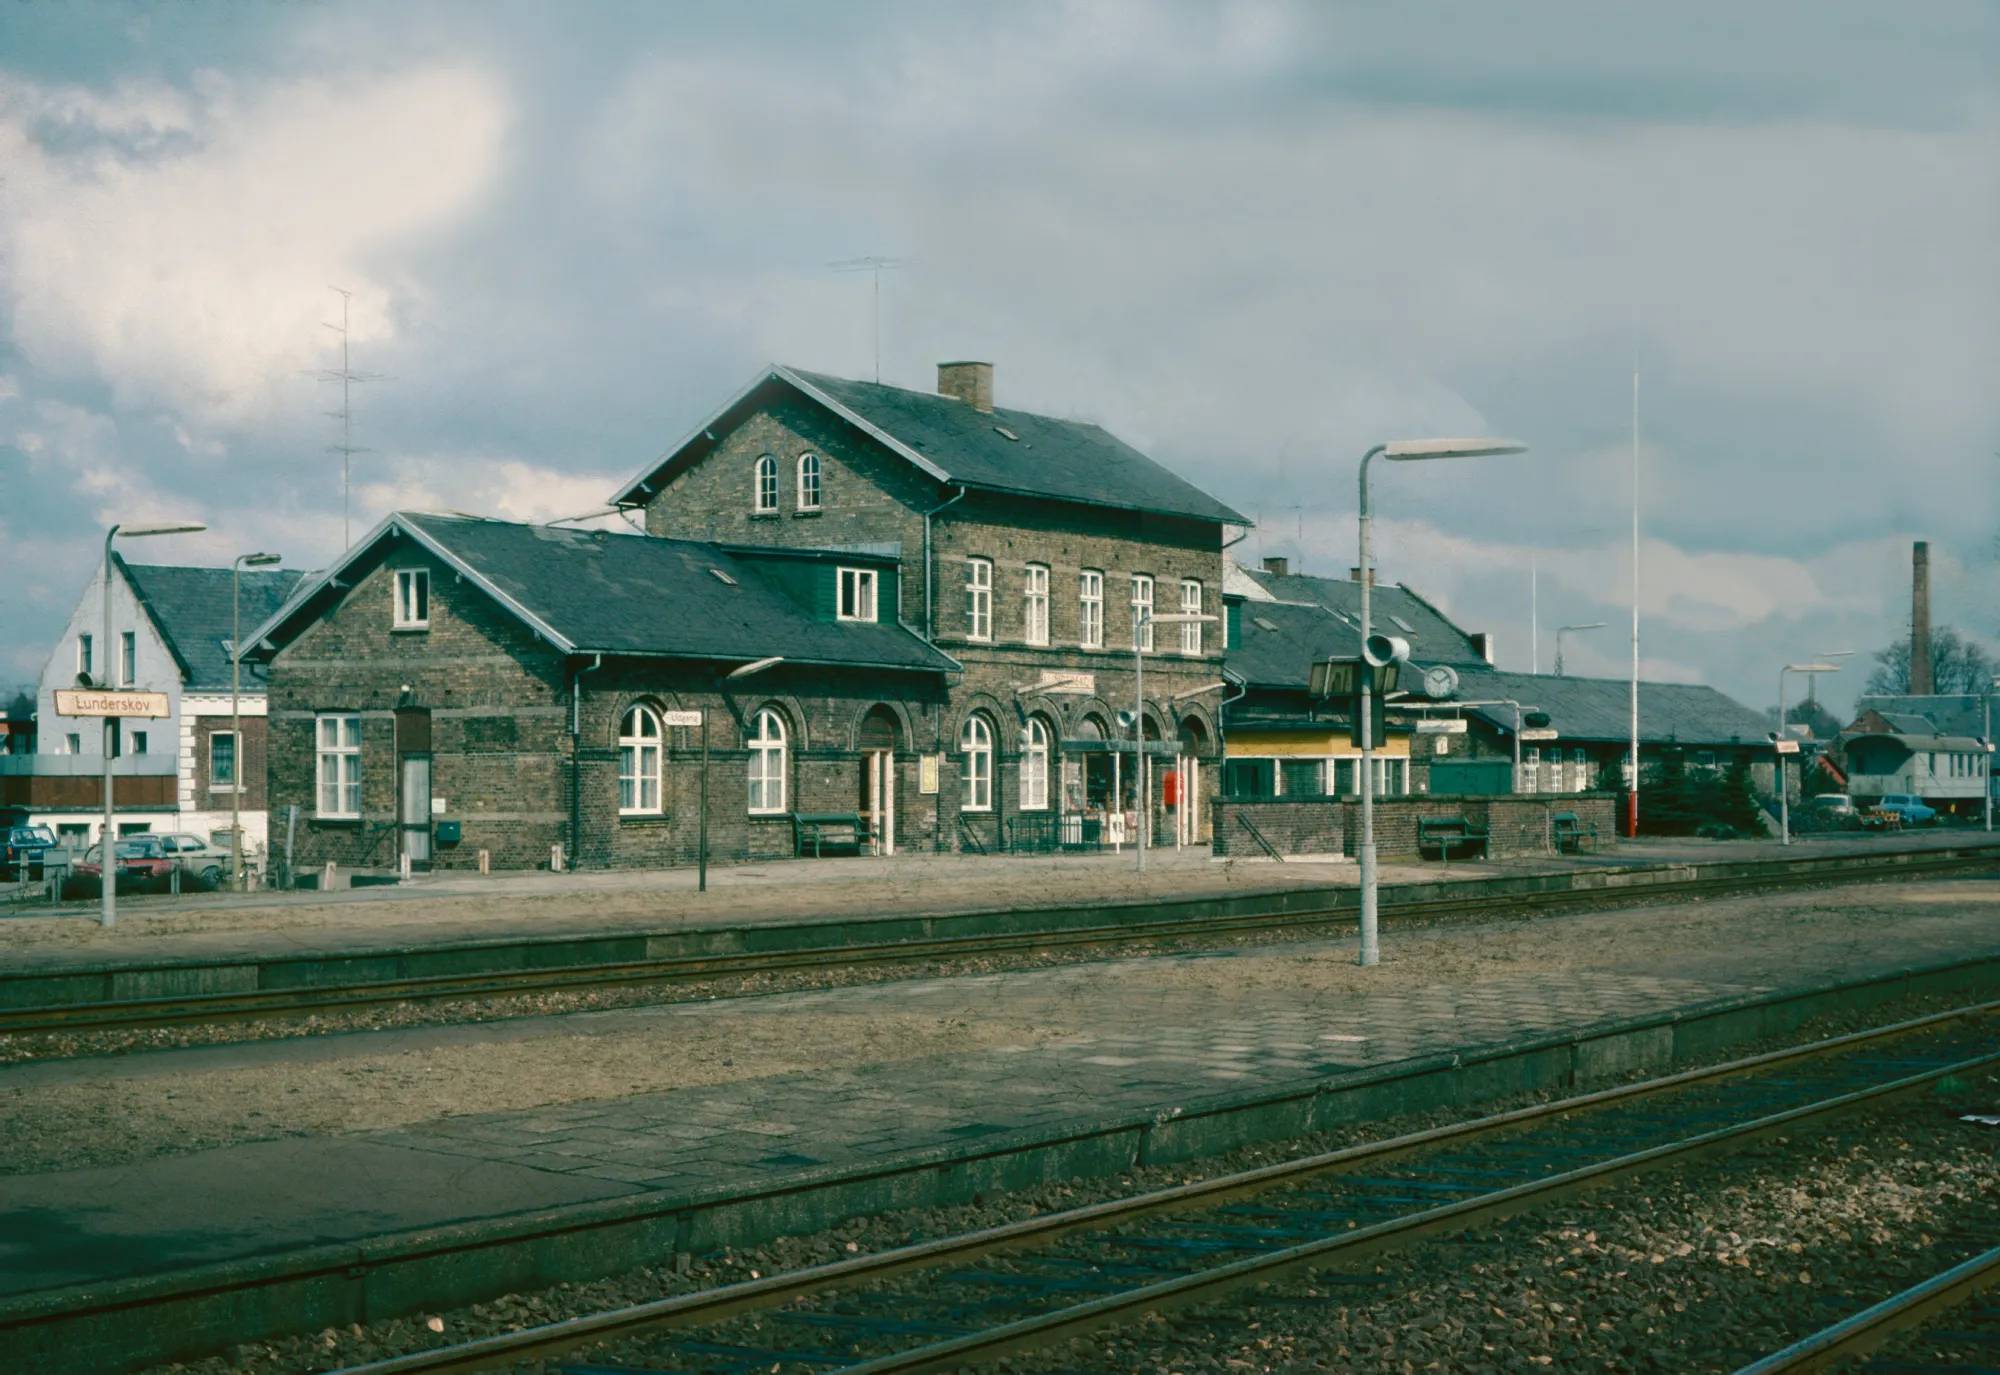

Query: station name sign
[
  {"left": 54, "top": 689, "right": 171, "bottom": 718},
  {"left": 1518, "top": 727, "right": 1560, "bottom": 742},
  {"left": 1414, "top": 719, "right": 1468, "bottom": 735}
]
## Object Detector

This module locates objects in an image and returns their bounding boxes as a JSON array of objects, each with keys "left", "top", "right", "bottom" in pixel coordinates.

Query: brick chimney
[
  {"left": 1910, "top": 540, "right": 1933, "bottom": 694},
  {"left": 1348, "top": 566, "right": 1376, "bottom": 587},
  {"left": 1261, "top": 556, "right": 1289, "bottom": 577},
  {"left": 937, "top": 361, "right": 994, "bottom": 413}
]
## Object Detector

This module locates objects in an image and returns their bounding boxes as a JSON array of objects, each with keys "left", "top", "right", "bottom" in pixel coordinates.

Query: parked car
[
  {"left": 1865, "top": 794, "right": 1938, "bottom": 827},
  {"left": 156, "top": 832, "right": 257, "bottom": 888},
  {"left": 2, "top": 824, "right": 57, "bottom": 881},
  {"left": 1809, "top": 794, "right": 1857, "bottom": 823},
  {"left": 74, "top": 836, "right": 178, "bottom": 893}
]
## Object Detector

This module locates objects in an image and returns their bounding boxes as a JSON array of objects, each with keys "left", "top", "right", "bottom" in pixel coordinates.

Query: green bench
[
  {"left": 1551, "top": 811, "right": 1599, "bottom": 854},
  {"left": 1417, "top": 815, "right": 1489, "bottom": 859},
  {"left": 792, "top": 813, "right": 869, "bottom": 857}
]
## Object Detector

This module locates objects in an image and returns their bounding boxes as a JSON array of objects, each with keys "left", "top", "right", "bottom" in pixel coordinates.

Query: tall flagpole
[{"left": 1628, "top": 368, "right": 1641, "bottom": 838}]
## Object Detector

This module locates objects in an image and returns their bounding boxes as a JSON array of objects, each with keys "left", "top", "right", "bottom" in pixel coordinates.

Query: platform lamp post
[
  {"left": 1357, "top": 439, "right": 1525, "bottom": 967},
  {"left": 231, "top": 552, "right": 282, "bottom": 891},
  {"left": 1776, "top": 662, "right": 1842, "bottom": 846},
  {"left": 1554, "top": 622, "right": 1606, "bottom": 677},
  {"left": 706, "top": 656, "right": 783, "bottom": 893},
  {"left": 98, "top": 519, "right": 206, "bottom": 928},
  {"left": 1137, "top": 611, "right": 1217, "bottom": 872},
  {"left": 1984, "top": 677, "right": 2000, "bottom": 832}
]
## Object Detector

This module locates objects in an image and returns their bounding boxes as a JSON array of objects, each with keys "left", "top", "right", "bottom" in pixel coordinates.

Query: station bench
[
  {"left": 1552, "top": 811, "right": 1599, "bottom": 853},
  {"left": 1417, "top": 814, "right": 1490, "bottom": 860},
  {"left": 792, "top": 813, "right": 870, "bottom": 857}
]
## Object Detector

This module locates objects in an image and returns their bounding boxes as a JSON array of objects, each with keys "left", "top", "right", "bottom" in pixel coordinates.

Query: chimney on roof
[
  {"left": 1348, "top": 565, "right": 1375, "bottom": 587},
  {"left": 937, "top": 361, "right": 994, "bottom": 413},
  {"left": 1910, "top": 541, "right": 1933, "bottom": 695},
  {"left": 1262, "top": 556, "right": 1289, "bottom": 577},
  {"left": 1469, "top": 632, "right": 1496, "bottom": 665}
]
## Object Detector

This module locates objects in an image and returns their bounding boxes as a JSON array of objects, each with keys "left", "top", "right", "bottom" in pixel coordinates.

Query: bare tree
[{"left": 1863, "top": 626, "right": 1997, "bottom": 695}]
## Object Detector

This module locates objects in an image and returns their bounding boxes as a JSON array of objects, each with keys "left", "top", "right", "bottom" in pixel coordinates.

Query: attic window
[
  {"left": 709, "top": 568, "right": 738, "bottom": 586},
  {"left": 1253, "top": 617, "right": 1280, "bottom": 633},
  {"left": 994, "top": 425, "right": 1019, "bottom": 441},
  {"left": 1390, "top": 615, "right": 1417, "bottom": 635}
]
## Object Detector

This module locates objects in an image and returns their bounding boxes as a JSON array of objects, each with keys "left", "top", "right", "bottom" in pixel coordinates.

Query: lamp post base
[{"left": 1358, "top": 841, "right": 1379, "bottom": 966}]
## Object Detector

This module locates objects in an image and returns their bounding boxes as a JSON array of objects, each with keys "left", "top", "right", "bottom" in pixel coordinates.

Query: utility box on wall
[{"left": 435, "top": 820, "right": 462, "bottom": 846}]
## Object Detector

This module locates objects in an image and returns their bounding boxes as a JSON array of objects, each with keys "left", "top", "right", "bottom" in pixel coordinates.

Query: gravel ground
[
  {"left": 125, "top": 996, "right": 2000, "bottom": 1375},
  {"left": 6, "top": 883, "right": 1998, "bottom": 1176}
]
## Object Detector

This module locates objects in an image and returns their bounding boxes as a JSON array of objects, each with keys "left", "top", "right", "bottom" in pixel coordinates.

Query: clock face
[{"left": 1423, "top": 665, "right": 1460, "bottom": 700}]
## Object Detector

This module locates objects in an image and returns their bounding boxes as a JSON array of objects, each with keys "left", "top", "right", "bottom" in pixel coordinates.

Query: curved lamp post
[
  {"left": 1358, "top": 438, "right": 1526, "bottom": 967},
  {"left": 1554, "top": 622, "right": 1606, "bottom": 677},
  {"left": 1776, "top": 661, "right": 1842, "bottom": 845},
  {"left": 231, "top": 553, "right": 282, "bottom": 890}
]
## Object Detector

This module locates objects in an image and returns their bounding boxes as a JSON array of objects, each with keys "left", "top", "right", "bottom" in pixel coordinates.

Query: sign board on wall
[
  {"left": 1519, "top": 728, "right": 1560, "bottom": 742},
  {"left": 53, "top": 689, "right": 170, "bottom": 718},
  {"left": 1415, "top": 719, "right": 1468, "bottom": 735},
  {"left": 919, "top": 754, "right": 940, "bottom": 794},
  {"left": 660, "top": 710, "right": 703, "bottom": 728},
  {"left": 1774, "top": 739, "right": 1800, "bottom": 755}
]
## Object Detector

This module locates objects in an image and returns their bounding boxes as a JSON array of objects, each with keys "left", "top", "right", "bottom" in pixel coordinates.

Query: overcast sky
[{"left": 3, "top": 1, "right": 1996, "bottom": 715}]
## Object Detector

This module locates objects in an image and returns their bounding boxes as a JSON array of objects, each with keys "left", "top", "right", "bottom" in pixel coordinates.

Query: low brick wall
[{"left": 1214, "top": 793, "right": 1618, "bottom": 860}]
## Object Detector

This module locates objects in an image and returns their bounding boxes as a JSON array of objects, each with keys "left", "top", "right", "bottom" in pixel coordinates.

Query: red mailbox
[{"left": 1162, "top": 770, "right": 1182, "bottom": 806}]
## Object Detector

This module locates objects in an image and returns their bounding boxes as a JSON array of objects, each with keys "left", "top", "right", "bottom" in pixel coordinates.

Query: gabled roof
[
  {"left": 245, "top": 513, "right": 957, "bottom": 675},
  {"left": 119, "top": 559, "right": 308, "bottom": 690},
  {"left": 1853, "top": 696, "right": 1989, "bottom": 738},
  {"left": 1843, "top": 732, "right": 1988, "bottom": 755},
  {"left": 1445, "top": 668, "right": 1772, "bottom": 747},
  {"left": 1223, "top": 565, "right": 1489, "bottom": 687},
  {"left": 610, "top": 364, "right": 1249, "bottom": 527}
]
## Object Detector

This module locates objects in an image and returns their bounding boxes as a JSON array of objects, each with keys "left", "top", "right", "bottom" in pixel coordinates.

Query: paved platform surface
[
  {"left": 4, "top": 830, "right": 1992, "bottom": 978},
  {"left": 6, "top": 874, "right": 1999, "bottom": 1301}
]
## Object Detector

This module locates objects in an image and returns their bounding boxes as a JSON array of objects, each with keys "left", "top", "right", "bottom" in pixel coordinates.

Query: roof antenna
[
  {"left": 828, "top": 257, "right": 902, "bottom": 382},
  {"left": 318, "top": 288, "right": 383, "bottom": 550}
]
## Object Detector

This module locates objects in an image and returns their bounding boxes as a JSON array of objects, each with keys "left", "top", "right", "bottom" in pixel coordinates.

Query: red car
[{"left": 75, "top": 836, "right": 178, "bottom": 893}]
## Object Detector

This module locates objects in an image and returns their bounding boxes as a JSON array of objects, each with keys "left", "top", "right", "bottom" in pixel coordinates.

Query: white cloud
[{"left": 0, "top": 64, "right": 510, "bottom": 426}]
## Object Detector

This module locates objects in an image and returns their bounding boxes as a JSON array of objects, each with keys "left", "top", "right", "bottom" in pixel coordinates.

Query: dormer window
[
  {"left": 754, "top": 454, "right": 779, "bottom": 513},
  {"left": 797, "top": 453, "right": 822, "bottom": 511},
  {"left": 394, "top": 569, "right": 430, "bottom": 629},
  {"left": 838, "top": 567, "right": 877, "bottom": 622}
]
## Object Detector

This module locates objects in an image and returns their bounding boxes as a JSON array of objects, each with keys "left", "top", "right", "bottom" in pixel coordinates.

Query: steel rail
[
  {"left": 1730, "top": 1244, "right": 2000, "bottom": 1375},
  {"left": 6, "top": 850, "right": 1992, "bottom": 1039},
  {"left": 328, "top": 999, "right": 2000, "bottom": 1375}
]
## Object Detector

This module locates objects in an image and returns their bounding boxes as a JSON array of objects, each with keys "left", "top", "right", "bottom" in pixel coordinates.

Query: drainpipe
[
  {"left": 570, "top": 654, "right": 602, "bottom": 871},
  {"left": 923, "top": 486, "right": 967, "bottom": 641}
]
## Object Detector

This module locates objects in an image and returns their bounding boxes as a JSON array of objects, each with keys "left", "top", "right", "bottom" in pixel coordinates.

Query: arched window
[
  {"left": 619, "top": 706, "right": 662, "bottom": 815},
  {"left": 753, "top": 455, "right": 779, "bottom": 513},
  {"left": 747, "top": 708, "right": 787, "bottom": 813},
  {"left": 1020, "top": 717, "right": 1050, "bottom": 811},
  {"left": 797, "top": 453, "right": 822, "bottom": 511},
  {"left": 960, "top": 714, "right": 993, "bottom": 812}
]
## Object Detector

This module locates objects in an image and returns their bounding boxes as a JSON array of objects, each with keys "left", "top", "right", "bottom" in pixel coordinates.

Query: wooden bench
[
  {"left": 1551, "top": 811, "right": 1599, "bottom": 854},
  {"left": 792, "top": 812, "right": 869, "bottom": 857},
  {"left": 1417, "top": 815, "right": 1489, "bottom": 860}
]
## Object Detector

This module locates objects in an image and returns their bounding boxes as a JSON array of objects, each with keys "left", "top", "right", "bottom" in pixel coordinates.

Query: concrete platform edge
[{"left": 6, "top": 949, "right": 1998, "bottom": 1375}]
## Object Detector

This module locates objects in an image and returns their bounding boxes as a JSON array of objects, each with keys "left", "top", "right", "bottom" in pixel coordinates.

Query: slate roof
[
  {"left": 610, "top": 364, "right": 1249, "bottom": 527},
  {"left": 1223, "top": 565, "right": 1489, "bottom": 688},
  {"left": 247, "top": 514, "right": 957, "bottom": 674},
  {"left": 1854, "top": 696, "right": 1989, "bottom": 738},
  {"left": 120, "top": 560, "right": 309, "bottom": 690},
  {"left": 1445, "top": 668, "right": 1772, "bottom": 747}
]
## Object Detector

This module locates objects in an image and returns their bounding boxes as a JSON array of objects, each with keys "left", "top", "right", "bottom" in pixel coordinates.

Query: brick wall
[
  {"left": 190, "top": 715, "right": 270, "bottom": 812},
  {"left": 1213, "top": 793, "right": 1618, "bottom": 859}
]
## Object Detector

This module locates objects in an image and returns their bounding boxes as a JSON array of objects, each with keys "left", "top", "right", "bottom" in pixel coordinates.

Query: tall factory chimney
[{"left": 1910, "top": 541, "right": 1933, "bottom": 695}]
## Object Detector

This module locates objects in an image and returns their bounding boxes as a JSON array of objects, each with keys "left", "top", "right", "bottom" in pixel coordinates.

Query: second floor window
[
  {"left": 1079, "top": 571, "right": 1103, "bottom": 648},
  {"left": 316, "top": 713, "right": 362, "bottom": 818},
  {"left": 1179, "top": 579, "right": 1203, "bottom": 655},
  {"left": 1131, "top": 574, "right": 1154, "bottom": 651},
  {"left": 965, "top": 558, "right": 992, "bottom": 640},
  {"left": 77, "top": 634, "right": 92, "bottom": 682},
  {"left": 1023, "top": 565, "right": 1049, "bottom": 645},
  {"left": 394, "top": 570, "right": 430, "bottom": 628},
  {"left": 797, "top": 453, "right": 821, "bottom": 510},
  {"left": 838, "top": 567, "right": 877, "bottom": 622},
  {"left": 754, "top": 454, "right": 779, "bottom": 513},
  {"left": 120, "top": 631, "right": 136, "bottom": 685}
]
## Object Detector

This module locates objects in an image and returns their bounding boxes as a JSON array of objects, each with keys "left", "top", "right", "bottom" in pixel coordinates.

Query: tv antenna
[
  {"left": 318, "top": 288, "right": 383, "bottom": 548},
  {"left": 828, "top": 256, "right": 902, "bottom": 382}
]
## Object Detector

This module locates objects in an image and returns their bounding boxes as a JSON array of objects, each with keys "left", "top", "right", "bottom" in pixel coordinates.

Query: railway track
[
  {"left": 1733, "top": 1239, "right": 2000, "bottom": 1374},
  {"left": 321, "top": 998, "right": 2000, "bottom": 1375},
  {"left": 6, "top": 846, "right": 1994, "bottom": 1039}
]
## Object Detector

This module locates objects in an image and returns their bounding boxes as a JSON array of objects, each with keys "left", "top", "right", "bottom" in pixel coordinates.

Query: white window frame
[
  {"left": 1079, "top": 570, "right": 1103, "bottom": 649},
  {"left": 119, "top": 631, "right": 136, "bottom": 686},
  {"left": 210, "top": 730, "right": 240, "bottom": 792},
  {"left": 394, "top": 569, "right": 430, "bottom": 629},
  {"left": 129, "top": 729, "right": 148, "bottom": 755},
  {"left": 77, "top": 633, "right": 93, "bottom": 681},
  {"left": 837, "top": 567, "right": 878, "bottom": 622},
  {"left": 747, "top": 708, "right": 787, "bottom": 814},
  {"left": 1179, "top": 579, "right": 1203, "bottom": 655},
  {"left": 797, "top": 453, "right": 822, "bottom": 511},
  {"left": 1131, "top": 574, "right": 1154, "bottom": 652},
  {"left": 1023, "top": 564, "right": 1049, "bottom": 646},
  {"left": 965, "top": 558, "right": 993, "bottom": 641},
  {"left": 618, "top": 706, "right": 663, "bottom": 815},
  {"left": 1020, "top": 718, "right": 1049, "bottom": 811},
  {"left": 754, "top": 454, "right": 779, "bottom": 513},
  {"left": 316, "top": 713, "right": 362, "bottom": 818},
  {"left": 960, "top": 714, "right": 993, "bottom": 812}
]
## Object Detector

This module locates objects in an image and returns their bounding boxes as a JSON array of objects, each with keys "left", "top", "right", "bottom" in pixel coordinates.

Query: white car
[{"left": 156, "top": 833, "right": 260, "bottom": 889}]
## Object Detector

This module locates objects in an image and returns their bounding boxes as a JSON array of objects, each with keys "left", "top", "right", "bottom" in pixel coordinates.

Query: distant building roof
[
  {"left": 1853, "top": 695, "right": 1991, "bottom": 739},
  {"left": 246, "top": 513, "right": 958, "bottom": 676},
  {"left": 1446, "top": 668, "right": 1772, "bottom": 747},
  {"left": 1222, "top": 564, "right": 1489, "bottom": 688},
  {"left": 119, "top": 559, "right": 308, "bottom": 691},
  {"left": 610, "top": 364, "right": 1249, "bottom": 527}
]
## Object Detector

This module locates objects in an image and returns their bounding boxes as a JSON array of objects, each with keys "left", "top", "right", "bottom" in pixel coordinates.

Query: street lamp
[
  {"left": 98, "top": 519, "right": 206, "bottom": 928},
  {"left": 1776, "top": 662, "right": 1842, "bottom": 846},
  {"left": 1358, "top": 437, "right": 1526, "bottom": 967},
  {"left": 1133, "top": 611, "right": 1216, "bottom": 872},
  {"left": 1554, "top": 622, "right": 1606, "bottom": 677},
  {"left": 231, "top": 553, "right": 282, "bottom": 891},
  {"left": 1983, "top": 677, "right": 2000, "bottom": 833}
]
